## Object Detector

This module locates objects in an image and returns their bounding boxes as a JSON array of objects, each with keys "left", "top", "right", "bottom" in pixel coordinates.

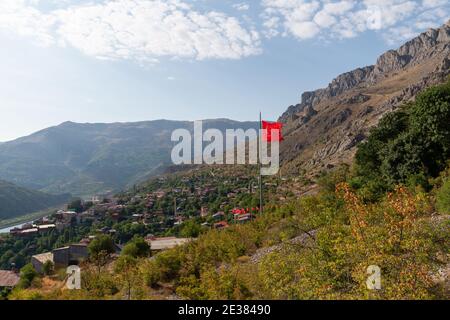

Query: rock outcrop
[{"left": 279, "top": 20, "right": 450, "bottom": 176}]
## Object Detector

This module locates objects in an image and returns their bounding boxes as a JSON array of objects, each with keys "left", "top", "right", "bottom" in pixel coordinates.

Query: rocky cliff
[{"left": 279, "top": 20, "right": 450, "bottom": 176}]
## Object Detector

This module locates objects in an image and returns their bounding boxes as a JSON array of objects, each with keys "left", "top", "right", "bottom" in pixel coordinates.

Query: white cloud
[
  {"left": 422, "top": 0, "right": 448, "bottom": 8},
  {"left": 0, "top": 0, "right": 261, "bottom": 62},
  {"left": 1, "top": 0, "right": 449, "bottom": 63},
  {"left": 289, "top": 21, "right": 320, "bottom": 39},
  {"left": 233, "top": 3, "right": 250, "bottom": 11},
  {"left": 0, "top": 0, "right": 57, "bottom": 46},
  {"left": 261, "top": 0, "right": 450, "bottom": 44}
]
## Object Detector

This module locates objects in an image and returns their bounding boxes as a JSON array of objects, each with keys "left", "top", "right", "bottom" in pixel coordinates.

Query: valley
[
  {"left": 0, "top": 20, "right": 449, "bottom": 301},
  {"left": 0, "top": 119, "right": 259, "bottom": 197}
]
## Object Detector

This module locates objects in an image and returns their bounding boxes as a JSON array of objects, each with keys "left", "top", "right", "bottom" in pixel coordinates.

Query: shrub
[
  {"left": 354, "top": 80, "right": 450, "bottom": 195},
  {"left": 436, "top": 178, "right": 450, "bottom": 214},
  {"left": 18, "top": 264, "right": 37, "bottom": 289},
  {"left": 42, "top": 260, "right": 54, "bottom": 276},
  {"left": 122, "top": 237, "right": 150, "bottom": 258}
]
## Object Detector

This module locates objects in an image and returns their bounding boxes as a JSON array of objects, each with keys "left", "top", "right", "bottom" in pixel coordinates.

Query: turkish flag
[{"left": 262, "top": 121, "right": 283, "bottom": 142}]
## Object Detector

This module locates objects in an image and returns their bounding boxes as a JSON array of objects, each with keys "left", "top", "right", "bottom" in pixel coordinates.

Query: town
[{"left": 0, "top": 166, "right": 307, "bottom": 294}]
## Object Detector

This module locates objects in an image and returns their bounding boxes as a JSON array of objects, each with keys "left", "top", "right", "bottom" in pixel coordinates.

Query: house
[
  {"left": 214, "top": 221, "right": 229, "bottom": 230},
  {"left": 53, "top": 244, "right": 89, "bottom": 267},
  {"left": 0, "top": 270, "right": 20, "bottom": 289},
  {"left": 234, "top": 213, "right": 252, "bottom": 223},
  {"left": 58, "top": 210, "right": 77, "bottom": 220},
  {"left": 55, "top": 221, "right": 69, "bottom": 232},
  {"left": 200, "top": 207, "right": 209, "bottom": 218},
  {"left": 37, "top": 224, "right": 56, "bottom": 233},
  {"left": 212, "top": 212, "right": 225, "bottom": 220},
  {"left": 10, "top": 224, "right": 56, "bottom": 237},
  {"left": 145, "top": 236, "right": 191, "bottom": 251},
  {"left": 31, "top": 252, "right": 54, "bottom": 274},
  {"left": 31, "top": 243, "right": 89, "bottom": 274},
  {"left": 11, "top": 227, "right": 39, "bottom": 237}
]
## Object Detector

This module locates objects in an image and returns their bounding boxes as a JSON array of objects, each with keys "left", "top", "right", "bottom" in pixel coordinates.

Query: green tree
[
  {"left": 409, "top": 81, "right": 450, "bottom": 176},
  {"left": 88, "top": 235, "right": 115, "bottom": 273},
  {"left": 180, "top": 220, "right": 202, "bottom": 238},
  {"left": 354, "top": 80, "right": 450, "bottom": 199},
  {"left": 114, "top": 255, "right": 141, "bottom": 300},
  {"left": 18, "top": 264, "right": 37, "bottom": 289},
  {"left": 122, "top": 237, "right": 150, "bottom": 258}
]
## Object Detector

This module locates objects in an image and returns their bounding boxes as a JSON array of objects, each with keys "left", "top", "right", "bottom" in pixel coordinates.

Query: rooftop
[
  {"left": 145, "top": 237, "right": 191, "bottom": 251},
  {"left": 32, "top": 252, "right": 54, "bottom": 264},
  {"left": 0, "top": 270, "right": 20, "bottom": 287}
]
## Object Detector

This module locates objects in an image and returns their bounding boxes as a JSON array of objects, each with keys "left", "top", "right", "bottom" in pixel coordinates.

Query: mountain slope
[
  {"left": 0, "top": 180, "right": 70, "bottom": 220},
  {"left": 279, "top": 21, "right": 450, "bottom": 177},
  {"left": 0, "top": 119, "right": 258, "bottom": 196}
]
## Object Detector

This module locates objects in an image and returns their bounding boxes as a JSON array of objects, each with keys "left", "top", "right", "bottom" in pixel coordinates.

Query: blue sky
[{"left": 0, "top": 0, "right": 448, "bottom": 142}]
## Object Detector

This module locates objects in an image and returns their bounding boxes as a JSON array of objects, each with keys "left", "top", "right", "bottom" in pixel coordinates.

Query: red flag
[{"left": 262, "top": 121, "right": 283, "bottom": 142}]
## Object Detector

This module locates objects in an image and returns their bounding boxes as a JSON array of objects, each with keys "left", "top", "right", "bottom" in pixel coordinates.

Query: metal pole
[{"left": 259, "top": 111, "right": 263, "bottom": 216}]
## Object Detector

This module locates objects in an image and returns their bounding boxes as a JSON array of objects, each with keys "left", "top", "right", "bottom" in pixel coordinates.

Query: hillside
[
  {"left": 1, "top": 20, "right": 449, "bottom": 301},
  {"left": 0, "top": 119, "right": 258, "bottom": 197},
  {"left": 279, "top": 20, "right": 450, "bottom": 177},
  {"left": 0, "top": 180, "right": 70, "bottom": 220},
  {"left": 2, "top": 79, "right": 449, "bottom": 300}
]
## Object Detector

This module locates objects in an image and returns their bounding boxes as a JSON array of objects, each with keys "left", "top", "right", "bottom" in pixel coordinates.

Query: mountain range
[
  {"left": 0, "top": 119, "right": 258, "bottom": 197},
  {"left": 0, "top": 21, "right": 449, "bottom": 220}
]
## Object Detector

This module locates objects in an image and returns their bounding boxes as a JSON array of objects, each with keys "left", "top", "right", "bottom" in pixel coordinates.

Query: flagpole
[{"left": 259, "top": 111, "right": 263, "bottom": 216}]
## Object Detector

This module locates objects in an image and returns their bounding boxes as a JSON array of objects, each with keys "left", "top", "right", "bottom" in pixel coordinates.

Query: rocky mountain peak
[
  {"left": 279, "top": 20, "right": 450, "bottom": 176},
  {"left": 279, "top": 21, "right": 450, "bottom": 126}
]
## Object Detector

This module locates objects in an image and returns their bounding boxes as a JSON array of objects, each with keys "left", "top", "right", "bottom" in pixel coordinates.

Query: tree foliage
[
  {"left": 354, "top": 80, "right": 450, "bottom": 200},
  {"left": 121, "top": 236, "right": 150, "bottom": 258}
]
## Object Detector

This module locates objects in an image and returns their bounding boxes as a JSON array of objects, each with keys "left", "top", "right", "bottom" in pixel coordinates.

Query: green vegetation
[
  {"left": 3, "top": 81, "right": 450, "bottom": 300},
  {"left": 18, "top": 175, "right": 448, "bottom": 300},
  {"left": 18, "top": 264, "right": 37, "bottom": 289},
  {"left": 436, "top": 176, "right": 450, "bottom": 214},
  {"left": 88, "top": 235, "right": 116, "bottom": 272},
  {"left": 122, "top": 237, "right": 150, "bottom": 258},
  {"left": 42, "top": 260, "right": 54, "bottom": 276},
  {"left": 353, "top": 80, "right": 450, "bottom": 200},
  {"left": 0, "top": 223, "right": 93, "bottom": 270},
  {"left": 0, "top": 120, "right": 258, "bottom": 197},
  {"left": 0, "top": 180, "right": 69, "bottom": 221}
]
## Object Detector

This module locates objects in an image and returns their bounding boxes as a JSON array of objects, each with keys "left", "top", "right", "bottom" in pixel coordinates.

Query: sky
[{"left": 0, "top": 0, "right": 449, "bottom": 142}]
